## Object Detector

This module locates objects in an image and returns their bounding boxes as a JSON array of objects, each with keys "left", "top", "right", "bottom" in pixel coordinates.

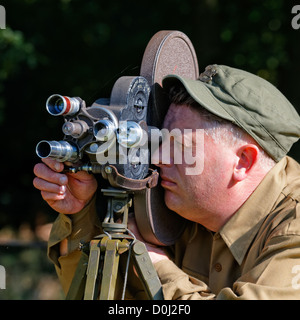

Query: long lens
[
  {"left": 36, "top": 140, "right": 78, "bottom": 162},
  {"left": 46, "top": 95, "right": 81, "bottom": 116}
]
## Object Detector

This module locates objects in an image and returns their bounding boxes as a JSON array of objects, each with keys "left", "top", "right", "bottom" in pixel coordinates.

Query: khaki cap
[{"left": 162, "top": 64, "right": 300, "bottom": 162}]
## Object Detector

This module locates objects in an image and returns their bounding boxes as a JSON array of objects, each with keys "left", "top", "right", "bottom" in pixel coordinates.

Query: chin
[
  {"left": 164, "top": 191, "right": 184, "bottom": 215},
  {"left": 164, "top": 190, "right": 200, "bottom": 222}
]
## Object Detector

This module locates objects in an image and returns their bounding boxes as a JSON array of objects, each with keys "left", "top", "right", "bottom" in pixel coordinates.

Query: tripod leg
[
  {"left": 99, "top": 239, "right": 120, "bottom": 300},
  {"left": 84, "top": 240, "right": 101, "bottom": 300},
  {"left": 132, "top": 241, "right": 164, "bottom": 300},
  {"left": 66, "top": 251, "right": 89, "bottom": 300}
]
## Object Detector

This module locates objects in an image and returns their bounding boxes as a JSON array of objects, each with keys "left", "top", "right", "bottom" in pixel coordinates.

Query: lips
[{"left": 160, "top": 174, "right": 177, "bottom": 188}]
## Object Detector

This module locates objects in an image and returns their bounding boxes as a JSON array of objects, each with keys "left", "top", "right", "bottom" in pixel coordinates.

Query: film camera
[{"left": 36, "top": 30, "right": 199, "bottom": 247}]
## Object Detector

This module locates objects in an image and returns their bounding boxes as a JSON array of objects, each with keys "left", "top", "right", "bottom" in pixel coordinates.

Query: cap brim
[{"left": 162, "top": 74, "right": 236, "bottom": 124}]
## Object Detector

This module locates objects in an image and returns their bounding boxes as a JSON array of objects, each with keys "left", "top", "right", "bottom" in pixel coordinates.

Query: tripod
[{"left": 66, "top": 187, "right": 164, "bottom": 300}]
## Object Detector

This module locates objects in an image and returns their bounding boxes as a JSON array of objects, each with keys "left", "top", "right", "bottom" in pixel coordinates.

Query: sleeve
[
  {"left": 47, "top": 195, "right": 101, "bottom": 294},
  {"left": 154, "top": 259, "right": 215, "bottom": 300}
]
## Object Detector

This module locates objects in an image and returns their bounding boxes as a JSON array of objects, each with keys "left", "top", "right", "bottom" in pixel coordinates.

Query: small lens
[
  {"left": 46, "top": 94, "right": 81, "bottom": 116},
  {"left": 94, "top": 120, "right": 115, "bottom": 141},
  {"left": 94, "top": 122, "right": 108, "bottom": 136},
  {"left": 36, "top": 141, "right": 51, "bottom": 158},
  {"left": 54, "top": 99, "right": 64, "bottom": 114},
  {"left": 46, "top": 95, "right": 66, "bottom": 116}
]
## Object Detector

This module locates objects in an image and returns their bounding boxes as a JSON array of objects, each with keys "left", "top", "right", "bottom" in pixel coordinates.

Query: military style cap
[{"left": 162, "top": 64, "right": 300, "bottom": 162}]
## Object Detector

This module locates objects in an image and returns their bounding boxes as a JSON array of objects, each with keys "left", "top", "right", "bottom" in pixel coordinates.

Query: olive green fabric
[
  {"left": 48, "top": 156, "right": 300, "bottom": 299},
  {"left": 155, "top": 156, "right": 300, "bottom": 299},
  {"left": 162, "top": 65, "right": 300, "bottom": 162}
]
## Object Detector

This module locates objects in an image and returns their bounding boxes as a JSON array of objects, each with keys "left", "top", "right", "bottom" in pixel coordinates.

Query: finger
[
  {"left": 33, "top": 177, "right": 66, "bottom": 194},
  {"left": 34, "top": 163, "right": 68, "bottom": 186},
  {"left": 42, "top": 158, "right": 64, "bottom": 172},
  {"left": 64, "top": 161, "right": 78, "bottom": 167},
  {"left": 45, "top": 161, "right": 92, "bottom": 182},
  {"left": 41, "top": 190, "right": 66, "bottom": 202},
  {"left": 67, "top": 170, "right": 95, "bottom": 183}
]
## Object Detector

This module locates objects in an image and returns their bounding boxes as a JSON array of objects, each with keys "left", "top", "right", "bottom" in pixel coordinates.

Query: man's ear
[{"left": 233, "top": 144, "right": 259, "bottom": 182}]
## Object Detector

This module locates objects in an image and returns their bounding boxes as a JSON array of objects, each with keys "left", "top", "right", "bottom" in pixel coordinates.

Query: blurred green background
[{"left": 0, "top": 0, "right": 299, "bottom": 299}]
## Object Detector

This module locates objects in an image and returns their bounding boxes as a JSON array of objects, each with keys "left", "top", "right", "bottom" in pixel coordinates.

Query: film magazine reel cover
[{"left": 36, "top": 30, "right": 199, "bottom": 299}]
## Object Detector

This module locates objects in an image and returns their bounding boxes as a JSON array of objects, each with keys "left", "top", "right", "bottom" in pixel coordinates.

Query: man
[{"left": 33, "top": 64, "right": 300, "bottom": 299}]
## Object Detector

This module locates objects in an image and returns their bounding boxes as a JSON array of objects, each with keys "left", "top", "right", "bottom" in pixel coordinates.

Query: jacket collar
[{"left": 219, "top": 157, "right": 289, "bottom": 265}]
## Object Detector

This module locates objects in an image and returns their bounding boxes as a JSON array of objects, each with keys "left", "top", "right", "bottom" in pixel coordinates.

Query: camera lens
[
  {"left": 117, "top": 121, "right": 144, "bottom": 148},
  {"left": 94, "top": 120, "right": 115, "bottom": 141},
  {"left": 36, "top": 141, "right": 51, "bottom": 158},
  {"left": 53, "top": 99, "right": 64, "bottom": 114},
  {"left": 62, "top": 120, "right": 88, "bottom": 138},
  {"left": 36, "top": 140, "right": 78, "bottom": 162},
  {"left": 46, "top": 94, "right": 81, "bottom": 116}
]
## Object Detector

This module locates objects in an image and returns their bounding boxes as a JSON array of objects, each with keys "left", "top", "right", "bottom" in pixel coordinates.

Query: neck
[{"left": 203, "top": 171, "right": 269, "bottom": 232}]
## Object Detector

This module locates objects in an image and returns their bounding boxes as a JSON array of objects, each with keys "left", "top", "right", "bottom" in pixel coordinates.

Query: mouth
[{"left": 160, "top": 174, "right": 177, "bottom": 188}]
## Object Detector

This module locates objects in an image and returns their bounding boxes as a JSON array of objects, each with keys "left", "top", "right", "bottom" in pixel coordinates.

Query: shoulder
[
  {"left": 270, "top": 202, "right": 300, "bottom": 238},
  {"left": 267, "top": 156, "right": 300, "bottom": 238}
]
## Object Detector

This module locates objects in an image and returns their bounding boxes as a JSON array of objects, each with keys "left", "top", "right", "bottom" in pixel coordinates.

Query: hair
[{"left": 168, "top": 84, "right": 276, "bottom": 171}]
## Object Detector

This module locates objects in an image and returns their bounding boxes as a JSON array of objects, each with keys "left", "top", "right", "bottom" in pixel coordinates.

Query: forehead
[{"left": 163, "top": 104, "right": 204, "bottom": 130}]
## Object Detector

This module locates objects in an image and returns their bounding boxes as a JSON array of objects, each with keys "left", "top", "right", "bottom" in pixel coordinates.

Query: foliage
[{"left": 0, "top": 245, "right": 63, "bottom": 299}]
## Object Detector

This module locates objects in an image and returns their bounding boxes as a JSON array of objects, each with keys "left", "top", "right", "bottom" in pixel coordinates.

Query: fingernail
[
  {"left": 59, "top": 176, "right": 68, "bottom": 185},
  {"left": 59, "top": 185, "right": 66, "bottom": 194},
  {"left": 55, "top": 163, "right": 61, "bottom": 171}
]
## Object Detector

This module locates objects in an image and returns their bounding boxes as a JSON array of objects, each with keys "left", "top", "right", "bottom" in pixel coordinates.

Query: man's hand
[
  {"left": 33, "top": 158, "right": 98, "bottom": 214},
  {"left": 127, "top": 214, "right": 169, "bottom": 265}
]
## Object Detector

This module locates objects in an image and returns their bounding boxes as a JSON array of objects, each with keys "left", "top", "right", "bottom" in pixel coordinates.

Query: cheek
[
  {"left": 201, "top": 145, "right": 234, "bottom": 193},
  {"left": 184, "top": 148, "right": 225, "bottom": 194},
  {"left": 179, "top": 172, "right": 205, "bottom": 202}
]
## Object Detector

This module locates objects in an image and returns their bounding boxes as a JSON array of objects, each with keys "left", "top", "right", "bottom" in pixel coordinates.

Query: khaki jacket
[{"left": 48, "top": 156, "right": 300, "bottom": 299}]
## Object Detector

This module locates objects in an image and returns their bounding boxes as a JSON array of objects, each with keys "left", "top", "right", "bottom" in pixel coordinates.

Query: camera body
[{"left": 36, "top": 76, "right": 154, "bottom": 181}]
